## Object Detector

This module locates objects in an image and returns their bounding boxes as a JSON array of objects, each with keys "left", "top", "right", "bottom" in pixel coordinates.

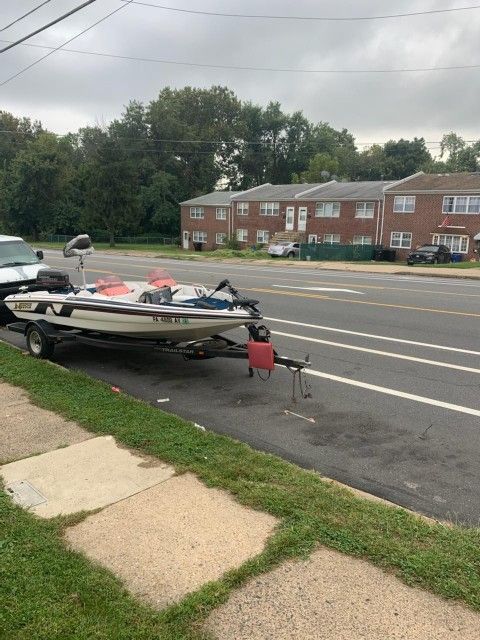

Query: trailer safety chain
[{"left": 291, "top": 366, "right": 312, "bottom": 403}]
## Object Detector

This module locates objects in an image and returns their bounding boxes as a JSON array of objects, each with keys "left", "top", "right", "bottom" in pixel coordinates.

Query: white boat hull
[{"left": 5, "top": 288, "right": 260, "bottom": 341}]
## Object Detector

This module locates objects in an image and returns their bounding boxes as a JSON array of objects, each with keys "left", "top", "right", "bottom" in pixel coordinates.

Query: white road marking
[
  {"left": 305, "top": 369, "right": 480, "bottom": 418},
  {"left": 265, "top": 316, "right": 480, "bottom": 356},
  {"left": 273, "top": 285, "right": 363, "bottom": 294},
  {"left": 271, "top": 330, "right": 480, "bottom": 374}
]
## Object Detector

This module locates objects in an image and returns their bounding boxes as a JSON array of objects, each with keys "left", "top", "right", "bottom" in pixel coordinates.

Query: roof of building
[
  {"left": 385, "top": 172, "right": 480, "bottom": 193},
  {"left": 180, "top": 191, "right": 241, "bottom": 206},
  {"left": 300, "top": 181, "right": 394, "bottom": 200},
  {"left": 231, "top": 183, "right": 321, "bottom": 201}
]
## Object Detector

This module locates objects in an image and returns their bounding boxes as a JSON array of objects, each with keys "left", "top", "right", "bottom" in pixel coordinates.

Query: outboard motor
[{"left": 36, "top": 268, "right": 70, "bottom": 291}]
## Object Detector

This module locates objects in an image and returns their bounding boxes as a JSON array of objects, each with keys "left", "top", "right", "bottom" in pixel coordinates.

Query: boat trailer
[{"left": 7, "top": 319, "right": 311, "bottom": 397}]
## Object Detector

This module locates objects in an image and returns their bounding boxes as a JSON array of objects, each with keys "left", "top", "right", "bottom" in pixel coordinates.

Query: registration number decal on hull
[
  {"left": 153, "top": 316, "right": 190, "bottom": 324},
  {"left": 13, "top": 302, "right": 32, "bottom": 310}
]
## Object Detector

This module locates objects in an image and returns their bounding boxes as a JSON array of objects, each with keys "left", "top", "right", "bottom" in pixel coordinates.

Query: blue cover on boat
[{"left": 184, "top": 297, "right": 231, "bottom": 310}]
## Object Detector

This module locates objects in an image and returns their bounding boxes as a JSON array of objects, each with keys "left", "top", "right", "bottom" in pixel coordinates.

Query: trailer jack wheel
[{"left": 26, "top": 325, "right": 55, "bottom": 359}]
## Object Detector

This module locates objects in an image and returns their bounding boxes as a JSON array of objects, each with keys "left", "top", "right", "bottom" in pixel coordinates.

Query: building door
[
  {"left": 298, "top": 207, "right": 307, "bottom": 231},
  {"left": 183, "top": 231, "right": 189, "bottom": 249},
  {"left": 308, "top": 234, "right": 317, "bottom": 244},
  {"left": 285, "top": 206, "right": 295, "bottom": 231}
]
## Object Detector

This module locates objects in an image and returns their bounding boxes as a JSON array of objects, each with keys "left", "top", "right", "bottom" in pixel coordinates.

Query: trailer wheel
[{"left": 26, "top": 325, "right": 54, "bottom": 359}]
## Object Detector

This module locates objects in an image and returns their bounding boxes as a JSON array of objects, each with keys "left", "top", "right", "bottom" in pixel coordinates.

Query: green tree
[
  {"left": 292, "top": 152, "right": 340, "bottom": 183},
  {"left": 82, "top": 137, "right": 140, "bottom": 246},
  {"left": 3, "top": 133, "right": 72, "bottom": 239},
  {"left": 440, "top": 132, "right": 480, "bottom": 171}
]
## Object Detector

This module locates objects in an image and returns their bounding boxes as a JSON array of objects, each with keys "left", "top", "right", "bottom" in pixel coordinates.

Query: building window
[
  {"left": 353, "top": 235, "right": 372, "bottom": 245},
  {"left": 237, "top": 228, "right": 248, "bottom": 242},
  {"left": 237, "top": 202, "right": 249, "bottom": 215},
  {"left": 393, "top": 196, "right": 415, "bottom": 213},
  {"left": 190, "top": 207, "right": 204, "bottom": 219},
  {"left": 216, "top": 207, "right": 227, "bottom": 220},
  {"left": 308, "top": 234, "right": 317, "bottom": 243},
  {"left": 432, "top": 234, "right": 469, "bottom": 253},
  {"left": 390, "top": 231, "right": 412, "bottom": 248},
  {"left": 192, "top": 231, "right": 207, "bottom": 243},
  {"left": 355, "top": 202, "right": 375, "bottom": 218},
  {"left": 315, "top": 202, "right": 340, "bottom": 217},
  {"left": 324, "top": 234, "right": 341, "bottom": 244},
  {"left": 215, "top": 233, "right": 226, "bottom": 245},
  {"left": 256, "top": 230, "right": 269, "bottom": 244},
  {"left": 260, "top": 202, "right": 279, "bottom": 216},
  {"left": 443, "top": 196, "right": 480, "bottom": 214}
]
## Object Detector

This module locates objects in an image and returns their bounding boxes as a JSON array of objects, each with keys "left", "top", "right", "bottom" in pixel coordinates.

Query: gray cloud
[{"left": 1, "top": 0, "right": 479, "bottom": 152}]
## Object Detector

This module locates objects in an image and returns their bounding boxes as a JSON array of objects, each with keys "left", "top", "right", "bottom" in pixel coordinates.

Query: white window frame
[
  {"left": 192, "top": 231, "right": 207, "bottom": 243},
  {"left": 236, "top": 228, "right": 248, "bottom": 242},
  {"left": 308, "top": 234, "right": 317, "bottom": 244},
  {"left": 355, "top": 202, "right": 375, "bottom": 218},
  {"left": 260, "top": 202, "right": 280, "bottom": 216},
  {"left": 190, "top": 206, "right": 204, "bottom": 219},
  {"left": 315, "top": 202, "right": 340, "bottom": 218},
  {"left": 352, "top": 235, "right": 372, "bottom": 245},
  {"left": 432, "top": 234, "right": 469, "bottom": 253},
  {"left": 442, "top": 195, "right": 480, "bottom": 214},
  {"left": 393, "top": 196, "right": 415, "bottom": 213},
  {"left": 324, "top": 233, "right": 341, "bottom": 244},
  {"left": 256, "top": 230, "right": 269, "bottom": 244},
  {"left": 215, "top": 232, "right": 226, "bottom": 245},
  {"left": 237, "top": 202, "right": 249, "bottom": 215},
  {"left": 216, "top": 207, "right": 227, "bottom": 220},
  {"left": 390, "top": 231, "right": 412, "bottom": 249}
]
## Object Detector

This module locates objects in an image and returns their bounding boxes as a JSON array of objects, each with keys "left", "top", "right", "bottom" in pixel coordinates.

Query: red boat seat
[
  {"left": 95, "top": 276, "right": 130, "bottom": 296},
  {"left": 147, "top": 268, "right": 177, "bottom": 288}
]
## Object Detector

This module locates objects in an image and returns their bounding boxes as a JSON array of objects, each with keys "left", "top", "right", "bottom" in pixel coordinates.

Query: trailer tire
[{"left": 26, "top": 325, "right": 55, "bottom": 359}]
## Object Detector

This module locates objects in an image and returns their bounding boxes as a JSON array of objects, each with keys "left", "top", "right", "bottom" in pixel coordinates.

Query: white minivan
[{"left": 0, "top": 235, "right": 48, "bottom": 320}]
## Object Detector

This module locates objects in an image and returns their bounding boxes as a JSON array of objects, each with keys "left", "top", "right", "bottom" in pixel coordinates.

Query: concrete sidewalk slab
[
  {"left": 65, "top": 473, "right": 278, "bottom": 608},
  {"left": 1, "top": 435, "right": 174, "bottom": 517},
  {"left": 206, "top": 547, "right": 480, "bottom": 640},
  {"left": 0, "top": 382, "right": 92, "bottom": 463}
]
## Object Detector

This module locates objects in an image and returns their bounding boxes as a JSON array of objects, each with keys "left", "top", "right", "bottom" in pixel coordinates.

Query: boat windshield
[
  {"left": 147, "top": 268, "right": 177, "bottom": 287},
  {"left": 0, "top": 240, "right": 40, "bottom": 267}
]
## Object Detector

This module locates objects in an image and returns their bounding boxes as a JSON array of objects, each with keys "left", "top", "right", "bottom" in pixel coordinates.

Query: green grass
[
  {"left": 35, "top": 242, "right": 275, "bottom": 261},
  {"left": 1, "top": 343, "right": 479, "bottom": 638}
]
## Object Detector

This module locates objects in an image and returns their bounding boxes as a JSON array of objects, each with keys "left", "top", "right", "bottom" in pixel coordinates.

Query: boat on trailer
[{"left": 5, "top": 235, "right": 310, "bottom": 384}]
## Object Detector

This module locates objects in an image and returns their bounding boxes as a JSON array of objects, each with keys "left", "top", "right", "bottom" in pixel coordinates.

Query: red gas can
[{"left": 247, "top": 341, "right": 275, "bottom": 371}]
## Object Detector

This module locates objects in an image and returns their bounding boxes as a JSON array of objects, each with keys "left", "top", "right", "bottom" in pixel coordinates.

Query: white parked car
[
  {"left": 267, "top": 241, "right": 300, "bottom": 259},
  {"left": 0, "top": 235, "right": 47, "bottom": 320}
]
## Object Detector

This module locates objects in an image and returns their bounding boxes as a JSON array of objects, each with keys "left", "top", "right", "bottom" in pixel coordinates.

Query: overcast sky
[{"left": 1, "top": 0, "right": 479, "bottom": 153}]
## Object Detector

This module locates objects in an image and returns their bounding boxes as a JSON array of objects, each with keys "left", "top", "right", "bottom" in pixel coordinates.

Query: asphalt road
[{"left": 2, "top": 251, "right": 480, "bottom": 524}]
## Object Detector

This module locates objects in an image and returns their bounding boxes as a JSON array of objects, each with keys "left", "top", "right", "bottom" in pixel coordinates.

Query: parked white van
[{"left": 0, "top": 235, "right": 47, "bottom": 301}]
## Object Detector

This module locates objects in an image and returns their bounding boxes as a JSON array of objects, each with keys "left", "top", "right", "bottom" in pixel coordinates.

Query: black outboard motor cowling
[{"left": 36, "top": 269, "right": 70, "bottom": 290}]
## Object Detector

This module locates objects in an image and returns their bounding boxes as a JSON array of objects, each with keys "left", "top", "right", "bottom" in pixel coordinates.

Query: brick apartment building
[
  {"left": 382, "top": 172, "right": 480, "bottom": 260},
  {"left": 180, "top": 180, "right": 390, "bottom": 250},
  {"left": 180, "top": 172, "right": 480, "bottom": 260}
]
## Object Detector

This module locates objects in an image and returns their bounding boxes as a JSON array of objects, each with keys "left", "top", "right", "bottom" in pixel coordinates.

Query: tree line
[{"left": 0, "top": 85, "right": 478, "bottom": 245}]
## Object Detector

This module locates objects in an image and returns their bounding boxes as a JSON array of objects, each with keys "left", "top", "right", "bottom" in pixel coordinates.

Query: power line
[
  {"left": 0, "top": 129, "right": 475, "bottom": 147},
  {"left": 119, "top": 1, "right": 480, "bottom": 22},
  {"left": 1, "top": 37, "right": 480, "bottom": 75},
  {"left": 1, "top": 0, "right": 53, "bottom": 33},
  {"left": 0, "top": 129, "right": 469, "bottom": 146},
  {"left": 0, "top": 1, "right": 133, "bottom": 87},
  {"left": 0, "top": 1, "right": 98, "bottom": 55}
]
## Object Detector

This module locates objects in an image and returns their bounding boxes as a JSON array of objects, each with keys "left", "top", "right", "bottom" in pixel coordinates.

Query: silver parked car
[{"left": 267, "top": 241, "right": 300, "bottom": 259}]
